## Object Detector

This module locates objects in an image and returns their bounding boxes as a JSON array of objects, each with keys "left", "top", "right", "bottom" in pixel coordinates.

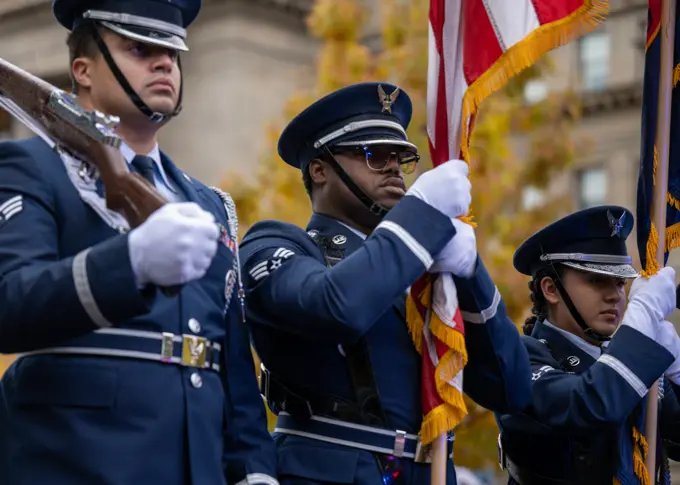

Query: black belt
[
  {"left": 19, "top": 328, "right": 222, "bottom": 371},
  {"left": 275, "top": 412, "right": 451, "bottom": 463},
  {"left": 259, "top": 364, "right": 368, "bottom": 424}
]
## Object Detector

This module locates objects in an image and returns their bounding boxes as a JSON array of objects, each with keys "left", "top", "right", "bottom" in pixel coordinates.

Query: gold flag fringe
[
  {"left": 412, "top": 0, "right": 609, "bottom": 451},
  {"left": 654, "top": 145, "right": 659, "bottom": 186},
  {"left": 405, "top": 279, "right": 469, "bottom": 445},
  {"left": 459, "top": 0, "right": 609, "bottom": 163},
  {"left": 666, "top": 221, "right": 680, "bottom": 253},
  {"left": 640, "top": 150, "right": 680, "bottom": 275},
  {"left": 641, "top": 222, "right": 661, "bottom": 277},
  {"left": 673, "top": 63, "right": 680, "bottom": 88},
  {"left": 632, "top": 426, "right": 651, "bottom": 485},
  {"left": 611, "top": 426, "right": 650, "bottom": 484}
]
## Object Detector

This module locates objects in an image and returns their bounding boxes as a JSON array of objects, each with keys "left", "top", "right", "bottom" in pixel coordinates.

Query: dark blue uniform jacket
[
  {"left": 240, "top": 196, "right": 533, "bottom": 485},
  {"left": 497, "top": 320, "right": 680, "bottom": 485},
  {"left": 0, "top": 137, "right": 277, "bottom": 485}
]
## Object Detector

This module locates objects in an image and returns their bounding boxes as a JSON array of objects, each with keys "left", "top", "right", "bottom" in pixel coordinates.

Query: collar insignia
[{"left": 78, "top": 161, "right": 99, "bottom": 184}]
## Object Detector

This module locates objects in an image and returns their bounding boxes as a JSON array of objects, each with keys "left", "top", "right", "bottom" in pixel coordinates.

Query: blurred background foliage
[
  {"left": 220, "top": 0, "right": 582, "bottom": 470},
  {"left": 0, "top": 0, "right": 583, "bottom": 473}
]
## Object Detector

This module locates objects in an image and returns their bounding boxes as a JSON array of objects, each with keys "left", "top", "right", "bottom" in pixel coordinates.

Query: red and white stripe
[
  {"left": 426, "top": 274, "right": 464, "bottom": 392},
  {"left": 420, "top": 0, "right": 601, "bottom": 438},
  {"left": 427, "top": 0, "right": 590, "bottom": 166}
]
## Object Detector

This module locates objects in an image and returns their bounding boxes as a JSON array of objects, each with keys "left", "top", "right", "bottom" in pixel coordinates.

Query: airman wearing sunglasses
[{"left": 239, "top": 82, "right": 533, "bottom": 485}]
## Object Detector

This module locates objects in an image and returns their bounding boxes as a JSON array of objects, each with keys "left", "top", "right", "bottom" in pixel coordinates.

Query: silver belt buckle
[
  {"left": 414, "top": 435, "right": 432, "bottom": 463},
  {"left": 393, "top": 430, "right": 406, "bottom": 458},
  {"left": 161, "top": 332, "right": 174, "bottom": 363}
]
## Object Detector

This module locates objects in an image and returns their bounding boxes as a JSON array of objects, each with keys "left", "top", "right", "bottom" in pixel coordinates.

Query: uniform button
[
  {"left": 188, "top": 318, "right": 201, "bottom": 333},
  {"left": 190, "top": 372, "right": 203, "bottom": 389}
]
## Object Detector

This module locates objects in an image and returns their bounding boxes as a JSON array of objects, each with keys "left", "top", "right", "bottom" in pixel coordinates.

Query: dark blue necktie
[{"left": 131, "top": 155, "right": 156, "bottom": 186}]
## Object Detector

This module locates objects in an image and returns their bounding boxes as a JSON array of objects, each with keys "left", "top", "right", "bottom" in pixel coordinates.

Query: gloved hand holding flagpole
[{"left": 419, "top": 1, "right": 610, "bottom": 484}]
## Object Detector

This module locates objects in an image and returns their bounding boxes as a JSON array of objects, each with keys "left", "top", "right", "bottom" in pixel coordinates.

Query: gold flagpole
[{"left": 645, "top": 0, "right": 677, "bottom": 479}]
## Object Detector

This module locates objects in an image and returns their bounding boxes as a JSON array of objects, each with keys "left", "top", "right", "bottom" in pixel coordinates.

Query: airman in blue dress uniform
[
  {"left": 0, "top": 1, "right": 277, "bottom": 484},
  {"left": 496, "top": 205, "right": 680, "bottom": 484},
  {"left": 239, "top": 82, "right": 533, "bottom": 485}
]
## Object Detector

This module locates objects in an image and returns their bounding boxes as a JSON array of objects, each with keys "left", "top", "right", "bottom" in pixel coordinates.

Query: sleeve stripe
[
  {"left": 460, "top": 286, "right": 501, "bottom": 324},
  {"left": 598, "top": 354, "right": 647, "bottom": 397},
  {"left": 376, "top": 220, "right": 433, "bottom": 268},
  {"left": 72, "top": 249, "right": 112, "bottom": 328},
  {"left": 234, "top": 473, "right": 280, "bottom": 485}
]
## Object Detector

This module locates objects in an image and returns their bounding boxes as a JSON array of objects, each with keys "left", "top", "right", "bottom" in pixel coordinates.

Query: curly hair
[{"left": 523, "top": 265, "right": 565, "bottom": 336}]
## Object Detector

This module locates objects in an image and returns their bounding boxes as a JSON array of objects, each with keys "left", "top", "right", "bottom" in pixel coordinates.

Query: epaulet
[
  {"left": 240, "top": 220, "right": 324, "bottom": 265},
  {"left": 209, "top": 186, "right": 245, "bottom": 322},
  {"left": 521, "top": 335, "right": 554, "bottom": 356},
  {"left": 242, "top": 219, "right": 316, "bottom": 247}
]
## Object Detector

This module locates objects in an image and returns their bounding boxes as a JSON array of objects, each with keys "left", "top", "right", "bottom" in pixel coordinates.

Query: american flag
[{"left": 406, "top": 0, "right": 609, "bottom": 446}]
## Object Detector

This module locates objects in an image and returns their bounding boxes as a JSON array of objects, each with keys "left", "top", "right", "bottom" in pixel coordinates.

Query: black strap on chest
[
  {"left": 309, "top": 232, "right": 389, "bottom": 428},
  {"left": 547, "top": 264, "right": 610, "bottom": 343}
]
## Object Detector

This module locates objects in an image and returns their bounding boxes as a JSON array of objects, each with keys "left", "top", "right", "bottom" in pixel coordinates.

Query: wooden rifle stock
[
  {"left": 0, "top": 57, "right": 167, "bottom": 226},
  {"left": 0, "top": 57, "right": 179, "bottom": 295}
]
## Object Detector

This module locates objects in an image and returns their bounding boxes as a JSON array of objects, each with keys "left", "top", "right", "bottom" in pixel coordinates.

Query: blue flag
[{"left": 637, "top": 0, "right": 680, "bottom": 274}]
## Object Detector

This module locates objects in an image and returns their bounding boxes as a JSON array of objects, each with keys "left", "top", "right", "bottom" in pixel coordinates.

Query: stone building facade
[
  {"left": 526, "top": 0, "right": 680, "bottom": 270},
  {"left": 0, "top": 0, "right": 318, "bottom": 184}
]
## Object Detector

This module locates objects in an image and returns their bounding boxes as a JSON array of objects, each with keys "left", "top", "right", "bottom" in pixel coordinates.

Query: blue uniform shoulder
[
  {"left": 0, "top": 137, "right": 62, "bottom": 204},
  {"left": 521, "top": 334, "right": 562, "bottom": 369},
  {"left": 0, "top": 136, "right": 56, "bottom": 166},
  {"left": 241, "top": 220, "right": 322, "bottom": 261},
  {"left": 522, "top": 334, "right": 551, "bottom": 354},
  {"left": 197, "top": 182, "right": 227, "bottom": 211}
]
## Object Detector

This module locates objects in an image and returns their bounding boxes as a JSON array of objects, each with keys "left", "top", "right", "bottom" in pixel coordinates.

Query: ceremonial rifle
[
  {"left": 0, "top": 56, "right": 166, "bottom": 225},
  {"left": 0, "top": 57, "right": 179, "bottom": 295}
]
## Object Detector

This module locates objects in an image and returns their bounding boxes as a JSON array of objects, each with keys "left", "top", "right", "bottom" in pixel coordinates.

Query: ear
[
  {"left": 308, "top": 159, "right": 328, "bottom": 186},
  {"left": 71, "top": 57, "right": 94, "bottom": 91},
  {"left": 540, "top": 276, "right": 561, "bottom": 305}
]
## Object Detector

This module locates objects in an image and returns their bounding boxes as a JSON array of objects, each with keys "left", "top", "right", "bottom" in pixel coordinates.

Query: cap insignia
[
  {"left": 377, "top": 84, "right": 400, "bottom": 113},
  {"left": 607, "top": 210, "right": 626, "bottom": 238}
]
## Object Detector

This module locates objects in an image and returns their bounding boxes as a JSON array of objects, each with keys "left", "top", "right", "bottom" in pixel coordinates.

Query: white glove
[
  {"left": 128, "top": 202, "right": 220, "bottom": 287},
  {"left": 406, "top": 159, "right": 471, "bottom": 218},
  {"left": 428, "top": 218, "right": 477, "bottom": 277},
  {"left": 621, "top": 266, "right": 677, "bottom": 339},
  {"left": 657, "top": 320, "right": 680, "bottom": 385}
]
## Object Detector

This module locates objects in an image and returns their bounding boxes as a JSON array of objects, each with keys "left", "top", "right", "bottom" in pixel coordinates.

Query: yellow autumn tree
[
  {"left": 0, "top": 355, "right": 13, "bottom": 376},
  {"left": 221, "top": 0, "right": 582, "bottom": 472}
]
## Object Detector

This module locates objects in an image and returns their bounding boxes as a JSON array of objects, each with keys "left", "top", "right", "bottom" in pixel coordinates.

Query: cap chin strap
[
  {"left": 549, "top": 263, "right": 612, "bottom": 342},
  {"left": 322, "top": 146, "right": 389, "bottom": 219},
  {"left": 91, "top": 25, "right": 183, "bottom": 124}
]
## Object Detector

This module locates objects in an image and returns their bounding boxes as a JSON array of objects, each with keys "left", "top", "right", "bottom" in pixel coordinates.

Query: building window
[
  {"left": 523, "top": 79, "right": 548, "bottom": 104},
  {"left": 578, "top": 166, "right": 607, "bottom": 208},
  {"left": 0, "top": 108, "right": 11, "bottom": 141},
  {"left": 579, "top": 31, "right": 609, "bottom": 91}
]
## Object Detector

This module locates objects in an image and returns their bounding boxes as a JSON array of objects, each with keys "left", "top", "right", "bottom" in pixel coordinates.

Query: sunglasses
[{"left": 333, "top": 145, "right": 420, "bottom": 175}]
